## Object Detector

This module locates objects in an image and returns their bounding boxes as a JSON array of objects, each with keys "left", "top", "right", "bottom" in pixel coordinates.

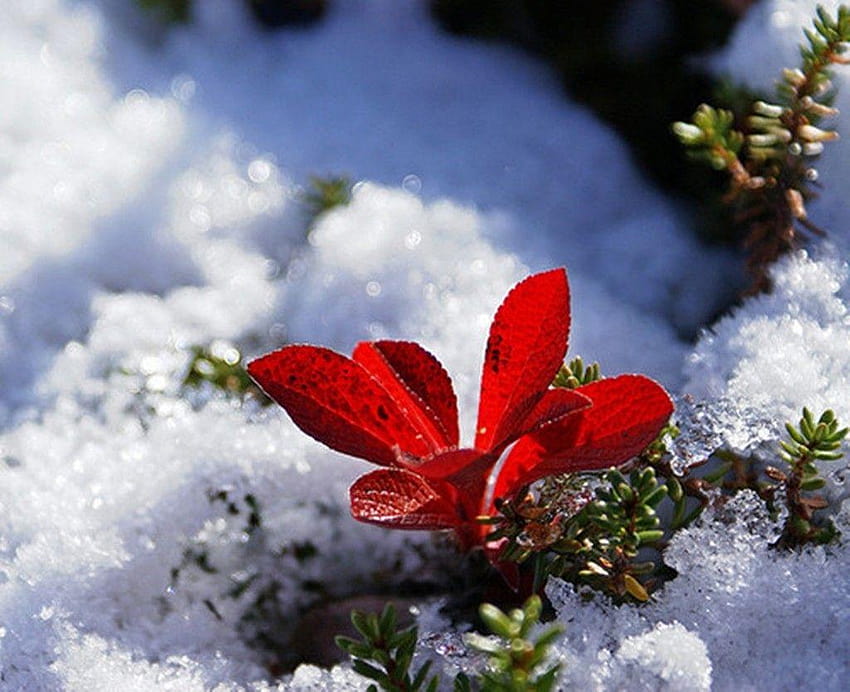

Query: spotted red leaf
[
  {"left": 407, "top": 447, "right": 496, "bottom": 519},
  {"left": 492, "top": 375, "right": 674, "bottom": 502},
  {"left": 247, "top": 345, "right": 434, "bottom": 465},
  {"left": 349, "top": 468, "right": 461, "bottom": 530},
  {"left": 511, "top": 387, "right": 592, "bottom": 440},
  {"left": 475, "top": 268, "right": 571, "bottom": 452},
  {"left": 353, "top": 340, "right": 459, "bottom": 451}
]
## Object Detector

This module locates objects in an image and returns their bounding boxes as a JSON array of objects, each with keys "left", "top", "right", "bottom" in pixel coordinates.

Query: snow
[{"left": 0, "top": 0, "right": 849, "bottom": 689}]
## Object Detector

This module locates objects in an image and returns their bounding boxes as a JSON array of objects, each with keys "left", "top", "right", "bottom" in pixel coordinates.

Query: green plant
[
  {"left": 769, "top": 407, "right": 848, "bottom": 547},
  {"left": 248, "top": 269, "right": 672, "bottom": 578},
  {"left": 335, "top": 603, "right": 439, "bottom": 692},
  {"left": 482, "top": 419, "right": 725, "bottom": 604},
  {"left": 551, "top": 356, "right": 601, "bottom": 389},
  {"left": 489, "top": 467, "right": 673, "bottom": 603},
  {"left": 462, "top": 595, "right": 563, "bottom": 692},
  {"left": 674, "top": 4, "right": 850, "bottom": 292},
  {"left": 183, "top": 342, "right": 270, "bottom": 404},
  {"left": 336, "top": 596, "right": 564, "bottom": 692},
  {"left": 303, "top": 174, "right": 354, "bottom": 223},
  {"left": 693, "top": 407, "right": 847, "bottom": 549}
]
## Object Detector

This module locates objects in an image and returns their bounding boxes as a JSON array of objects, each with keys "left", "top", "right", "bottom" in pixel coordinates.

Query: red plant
[{"left": 248, "top": 268, "right": 672, "bottom": 557}]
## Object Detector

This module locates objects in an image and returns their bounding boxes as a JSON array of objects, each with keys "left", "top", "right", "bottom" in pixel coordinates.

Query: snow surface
[{"left": 0, "top": 0, "right": 849, "bottom": 689}]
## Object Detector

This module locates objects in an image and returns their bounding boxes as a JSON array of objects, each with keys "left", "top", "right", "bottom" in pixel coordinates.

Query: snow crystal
[
  {"left": 529, "top": 490, "right": 849, "bottom": 692},
  {"left": 616, "top": 622, "right": 712, "bottom": 692},
  {"left": 286, "top": 664, "right": 366, "bottom": 692},
  {"left": 685, "top": 251, "right": 850, "bottom": 455}
]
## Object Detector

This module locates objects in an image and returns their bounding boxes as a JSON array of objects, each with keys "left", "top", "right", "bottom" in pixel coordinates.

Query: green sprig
[
  {"left": 303, "top": 174, "right": 353, "bottom": 222},
  {"left": 335, "top": 603, "right": 439, "bottom": 692},
  {"left": 772, "top": 407, "right": 847, "bottom": 547},
  {"left": 465, "top": 595, "right": 563, "bottom": 692},
  {"left": 673, "top": 4, "right": 850, "bottom": 293},
  {"left": 183, "top": 342, "right": 270, "bottom": 404},
  {"left": 552, "top": 357, "right": 601, "bottom": 389},
  {"left": 544, "top": 467, "right": 670, "bottom": 603}
]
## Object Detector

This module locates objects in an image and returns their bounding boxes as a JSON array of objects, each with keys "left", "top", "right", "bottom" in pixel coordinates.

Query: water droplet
[
  {"left": 248, "top": 191, "right": 271, "bottom": 214},
  {"left": 367, "top": 321, "right": 388, "bottom": 338},
  {"left": 402, "top": 174, "right": 422, "bottom": 194},
  {"left": 194, "top": 359, "right": 215, "bottom": 377},
  {"left": 124, "top": 89, "right": 150, "bottom": 106},
  {"left": 170, "top": 74, "right": 197, "bottom": 102},
  {"left": 0, "top": 296, "right": 15, "bottom": 315},
  {"left": 248, "top": 158, "right": 272, "bottom": 183},
  {"left": 404, "top": 229, "right": 422, "bottom": 249},
  {"left": 771, "top": 10, "right": 792, "bottom": 28},
  {"left": 189, "top": 204, "right": 212, "bottom": 231},
  {"left": 210, "top": 339, "right": 241, "bottom": 365},
  {"left": 365, "top": 280, "right": 382, "bottom": 297}
]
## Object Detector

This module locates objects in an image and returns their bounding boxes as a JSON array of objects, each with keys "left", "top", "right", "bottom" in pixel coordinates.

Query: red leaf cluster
[{"left": 248, "top": 268, "right": 673, "bottom": 563}]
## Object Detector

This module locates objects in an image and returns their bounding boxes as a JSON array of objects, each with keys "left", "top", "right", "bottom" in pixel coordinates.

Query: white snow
[{"left": 0, "top": 0, "right": 849, "bottom": 689}]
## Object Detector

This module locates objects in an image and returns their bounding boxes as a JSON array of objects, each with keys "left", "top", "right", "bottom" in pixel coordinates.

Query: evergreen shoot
[{"left": 674, "top": 5, "right": 850, "bottom": 293}]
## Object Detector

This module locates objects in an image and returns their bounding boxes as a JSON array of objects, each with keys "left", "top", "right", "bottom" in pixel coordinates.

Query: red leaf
[
  {"left": 247, "top": 345, "right": 434, "bottom": 465},
  {"left": 410, "top": 448, "right": 496, "bottom": 518},
  {"left": 492, "top": 375, "right": 673, "bottom": 502},
  {"left": 353, "top": 341, "right": 459, "bottom": 451},
  {"left": 510, "top": 387, "right": 591, "bottom": 442},
  {"left": 349, "top": 468, "right": 461, "bottom": 530},
  {"left": 475, "top": 268, "right": 571, "bottom": 453},
  {"left": 412, "top": 448, "right": 485, "bottom": 480}
]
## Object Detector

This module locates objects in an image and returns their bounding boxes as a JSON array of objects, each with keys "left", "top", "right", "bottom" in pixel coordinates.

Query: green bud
[
  {"left": 479, "top": 603, "right": 515, "bottom": 639},
  {"left": 523, "top": 595, "right": 542, "bottom": 623},
  {"left": 783, "top": 67, "right": 807, "bottom": 87},
  {"left": 785, "top": 421, "right": 808, "bottom": 445},
  {"left": 643, "top": 485, "right": 668, "bottom": 508},
  {"left": 666, "top": 478, "right": 684, "bottom": 501},
  {"left": 753, "top": 100, "right": 785, "bottom": 118},
  {"left": 748, "top": 133, "right": 782, "bottom": 147},
  {"left": 636, "top": 529, "right": 665, "bottom": 544},
  {"left": 672, "top": 121, "right": 704, "bottom": 144},
  {"left": 802, "top": 408, "right": 817, "bottom": 438},
  {"left": 814, "top": 450, "right": 844, "bottom": 461},
  {"left": 800, "top": 476, "right": 827, "bottom": 491}
]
